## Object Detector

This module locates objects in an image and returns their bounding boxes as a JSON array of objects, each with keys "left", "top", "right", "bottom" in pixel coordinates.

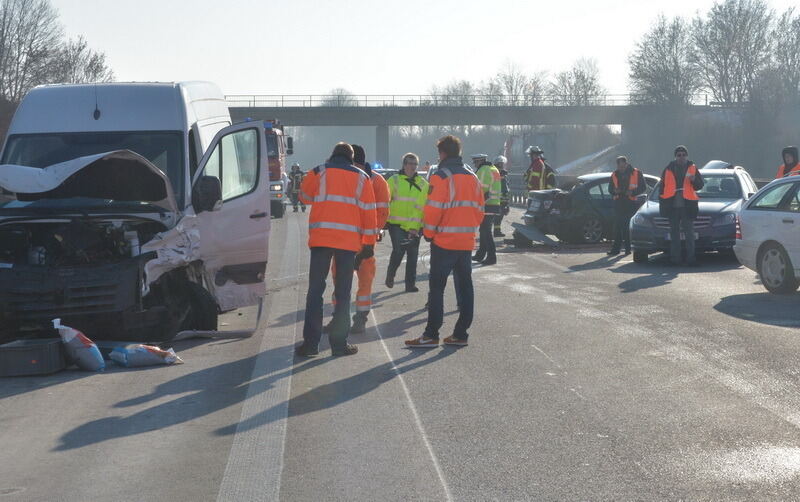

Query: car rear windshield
[
  {"left": 1, "top": 131, "right": 184, "bottom": 206},
  {"left": 649, "top": 174, "right": 741, "bottom": 200}
]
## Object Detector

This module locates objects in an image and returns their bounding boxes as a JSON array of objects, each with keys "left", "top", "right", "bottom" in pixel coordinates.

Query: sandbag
[
  {"left": 109, "top": 344, "right": 184, "bottom": 368},
  {"left": 52, "top": 318, "right": 105, "bottom": 372}
]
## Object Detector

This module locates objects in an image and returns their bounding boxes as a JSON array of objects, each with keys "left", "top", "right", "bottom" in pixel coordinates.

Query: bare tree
[
  {"left": 52, "top": 36, "right": 114, "bottom": 84},
  {"left": 495, "top": 61, "right": 530, "bottom": 105},
  {"left": 0, "top": 0, "right": 62, "bottom": 102},
  {"left": 629, "top": 15, "right": 701, "bottom": 104},
  {"left": 320, "top": 87, "right": 358, "bottom": 106},
  {"left": 692, "top": 0, "right": 773, "bottom": 104},
  {"left": 772, "top": 7, "right": 800, "bottom": 102},
  {"left": 550, "top": 58, "right": 606, "bottom": 105},
  {"left": 430, "top": 80, "right": 476, "bottom": 106},
  {"left": 524, "top": 72, "right": 548, "bottom": 106}
]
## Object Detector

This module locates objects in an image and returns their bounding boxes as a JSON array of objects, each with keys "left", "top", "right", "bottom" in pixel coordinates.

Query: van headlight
[
  {"left": 714, "top": 212, "right": 736, "bottom": 226},
  {"left": 632, "top": 214, "right": 651, "bottom": 227},
  {"left": 270, "top": 183, "right": 283, "bottom": 191}
]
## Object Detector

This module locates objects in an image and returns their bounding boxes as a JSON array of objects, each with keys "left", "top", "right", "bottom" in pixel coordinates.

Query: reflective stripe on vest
[
  {"left": 309, "top": 221, "right": 376, "bottom": 234},
  {"left": 425, "top": 224, "right": 478, "bottom": 233},
  {"left": 612, "top": 169, "right": 640, "bottom": 201}
]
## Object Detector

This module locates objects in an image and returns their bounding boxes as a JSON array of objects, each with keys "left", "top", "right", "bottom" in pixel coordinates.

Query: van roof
[{"left": 7, "top": 81, "right": 228, "bottom": 135}]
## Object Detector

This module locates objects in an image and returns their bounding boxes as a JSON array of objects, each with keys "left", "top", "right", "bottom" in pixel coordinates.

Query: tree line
[{"left": 0, "top": 0, "right": 113, "bottom": 136}]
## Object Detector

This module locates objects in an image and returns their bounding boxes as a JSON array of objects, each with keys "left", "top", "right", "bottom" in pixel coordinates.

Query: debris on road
[
  {"left": 0, "top": 338, "right": 65, "bottom": 376},
  {"left": 109, "top": 344, "right": 184, "bottom": 367},
  {"left": 53, "top": 319, "right": 105, "bottom": 372}
]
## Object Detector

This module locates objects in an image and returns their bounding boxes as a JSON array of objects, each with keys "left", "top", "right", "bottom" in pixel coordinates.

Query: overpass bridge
[{"left": 227, "top": 94, "right": 720, "bottom": 168}]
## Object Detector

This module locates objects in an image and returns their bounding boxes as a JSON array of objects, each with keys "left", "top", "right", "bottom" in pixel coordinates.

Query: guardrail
[{"left": 226, "top": 94, "right": 712, "bottom": 108}]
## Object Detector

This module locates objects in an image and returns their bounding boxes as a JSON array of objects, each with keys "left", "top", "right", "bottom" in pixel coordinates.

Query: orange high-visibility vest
[
  {"left": 777, "top": 164, "right": 800, "bottom": 179},
  {"left": 371, "top": 171, "right": 391, "bottom": 230},
  {"left": 611, "top": 167, "right": 642, "bottom": 201},
  {"left": 661, "top": 163, "right": 699, "bottom": 201},
  {"left": 423, "top": 159, "right": 485, "bottom": 251},
  {"left": 300, "top": 157, "right": 377, "bottom": 252}
]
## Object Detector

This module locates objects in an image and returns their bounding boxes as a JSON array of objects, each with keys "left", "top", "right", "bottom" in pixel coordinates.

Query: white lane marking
[
  {"left": 217, "top": 218, "right": 301, "bottom": 502},
  {"left": 530, "top": 343, "right": 561, "bottom": 368},
  {"left": 370, "top": 311, "right": 454, "bottom": 502}
]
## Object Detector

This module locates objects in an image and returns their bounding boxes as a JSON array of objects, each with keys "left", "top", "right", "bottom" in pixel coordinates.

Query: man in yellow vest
[
  {"left": 385, "top": 153, "right": 429, "bottom": 292},
  {"left": 472, "top": 154, "right": 502, "bottom": 266}
]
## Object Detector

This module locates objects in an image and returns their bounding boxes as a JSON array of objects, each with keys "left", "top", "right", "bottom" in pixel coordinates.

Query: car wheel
[
  {"left": 581, "top": 217, "right": 604, "bottom": 244},
  {"left": 757, "top": 243, "right": 799, "bottom": 295},
  {"left": 633, "top": 250, "right": 649, "bottom": 264}
]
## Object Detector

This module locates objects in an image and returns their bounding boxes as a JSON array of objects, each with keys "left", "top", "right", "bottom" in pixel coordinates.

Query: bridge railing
[{"left": 226, "top": 94, "right": 711, "bottom": 108}]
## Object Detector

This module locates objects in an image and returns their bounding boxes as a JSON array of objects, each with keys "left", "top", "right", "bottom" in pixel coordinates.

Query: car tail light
[{"left": 735, "top": 215, "right": 742, "bottom": 239}]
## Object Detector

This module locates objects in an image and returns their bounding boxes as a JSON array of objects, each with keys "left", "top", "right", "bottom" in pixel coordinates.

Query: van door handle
[
  {"left": 783, "top": 218, "right": 795, "bottom": 224},
  {"left": 250, "top": 212, "right": 268, "bottom": 219}
]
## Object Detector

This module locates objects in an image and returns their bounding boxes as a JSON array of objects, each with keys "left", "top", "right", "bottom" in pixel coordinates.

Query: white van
[{"left": 0, "top": 82, "right": 271, "bottom": 342}]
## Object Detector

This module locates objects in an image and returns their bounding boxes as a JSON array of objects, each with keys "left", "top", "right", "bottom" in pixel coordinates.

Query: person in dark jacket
[
  {"left": 493, "top": 155, "right": 510, "bottom": 237},
  {"left": 658, "top": 145, "right": 704, "bottom": 266},
  {"left": 607, "top": 156, "right": 646, "bottom": 255},
  {"left": 776, "top": 146, "right": 800, "bottom": 179}
]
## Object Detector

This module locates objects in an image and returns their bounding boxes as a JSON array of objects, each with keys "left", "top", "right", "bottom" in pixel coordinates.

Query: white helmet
[{"left": 494, "top": 155, "right": 507, "bottom": 165}]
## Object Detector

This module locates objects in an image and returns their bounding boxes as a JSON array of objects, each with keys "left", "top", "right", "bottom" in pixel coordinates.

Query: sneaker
[
  {"left": 331, "top": 344, "right": 358, "bottom": 356},
  {"left": 443, "top": 335, "right": 468, "bottom": 346},
  {"left": 405, "top": 336, "right": 439, "bottom": 348},
  {"left": 405, "top": 285, "right": 419, "bottom": 293},
  {"left": 350, "top": 317, "right": 367, "bottom": 334},
  {"left": 295, "top": 343, "right": 319, "bottom": 357},
  {"left": 385, "top": 276, "right": 394, "bottom": 288}
]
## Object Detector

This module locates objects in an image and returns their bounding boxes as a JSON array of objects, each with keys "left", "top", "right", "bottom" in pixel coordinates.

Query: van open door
[{"left": 190, "top": 122, "right": 271, "bottom": 312}]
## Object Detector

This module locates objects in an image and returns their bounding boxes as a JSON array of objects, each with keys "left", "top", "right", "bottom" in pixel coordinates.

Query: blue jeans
[
  {"left": 424, "top": 244, "right": 474, "bottom": 340},
  {"left": 302, "top": 247, "right": 355, "bottom": 350},
  {"left": 669, "top": 208, "right": 696, "bottom": 264}
]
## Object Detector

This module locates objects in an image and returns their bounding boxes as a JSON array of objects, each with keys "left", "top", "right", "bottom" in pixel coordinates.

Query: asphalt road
[{"left": 3, "top": 208, "right": 800, "bottom": 501}]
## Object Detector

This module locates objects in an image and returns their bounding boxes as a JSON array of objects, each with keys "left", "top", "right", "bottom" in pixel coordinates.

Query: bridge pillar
[{"left": 376, "top": 125, "right": 389, "bottom": 170}]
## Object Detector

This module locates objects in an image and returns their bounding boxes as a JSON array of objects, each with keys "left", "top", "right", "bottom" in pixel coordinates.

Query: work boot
[
  {"left": 385, "top": 275, "right": 395, "bottom": 288},
  {"left": 405, "top": 285, "right": 419, "bottom": 293},
  {"left": 294, "top": 343, "right": 319, "bottom": 358},
  {"left": 472, "top": 254, "right": 485, "bottom": 263},
  {"left": 494, "top": 229, "right": 505, "bottom": 237},
  {"left": 350, "top": 315, "right": 367, "bottom": 334},
  {"left": 293, "top": 207, "right": 298, "bottom": 212},
  {"left": 331, "top": 344, "right": 359, "bottom": 356},
  {"left": 301, "top": 206, "right": 306, "bottom": 212},
  {"left": 481, "top": 258, "right": 497, "bottom": 266}
]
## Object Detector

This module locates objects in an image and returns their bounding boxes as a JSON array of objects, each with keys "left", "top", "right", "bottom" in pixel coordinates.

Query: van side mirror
[
  {"left": 747, "top": 192, "right": 755, "bottom": 199},
  {"left": 192, "top": 175, "right": 222, "bottom": 213},
  {"left": 286, "top": 137, "right": 294, "bottom": 156}
]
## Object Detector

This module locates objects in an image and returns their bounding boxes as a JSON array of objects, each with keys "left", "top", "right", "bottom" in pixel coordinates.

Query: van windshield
[{"left": 1, "top": 131, "right": 184, "bottom": 207}]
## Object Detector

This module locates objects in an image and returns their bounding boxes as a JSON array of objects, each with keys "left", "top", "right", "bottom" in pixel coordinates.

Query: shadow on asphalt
[
  {"left": 610, "top": 253, "right": 741, "bottom": 293},
  {"left": 214, "top": 348, "right": 456, "bottom": 436},
  {"left": 714, "top": 292, "right": 800, "bottom": 328}
]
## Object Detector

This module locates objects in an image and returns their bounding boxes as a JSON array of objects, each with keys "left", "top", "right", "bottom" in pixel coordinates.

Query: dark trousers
[
  {"left": 386, "top": 223, "right": 420, "bottom": 287},
  {"left": 302, "top": 247, "right": 355, "bottom": 350},
  {"left": 474, "top": 214, "right": 496, "bottom": 261},
  {"left": 611, "top": 204, "right": 635, "bottom": 252},
  {"left": 290, "top": 192, "right": 305, "bottom": 209},
  {"left": 669, "top": 208, "right": 697, "bottom": 264},
  {"left": 424, "top": 244, "right": 474, "bottom": 340}
]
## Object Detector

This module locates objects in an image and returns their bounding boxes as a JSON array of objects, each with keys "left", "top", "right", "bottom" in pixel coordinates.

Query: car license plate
[
  {"left": 550, "top": 209, "right": 560, "bottom": 215},
  {"left": 665, "top": 232, "right": 699, "bottom": 241}
]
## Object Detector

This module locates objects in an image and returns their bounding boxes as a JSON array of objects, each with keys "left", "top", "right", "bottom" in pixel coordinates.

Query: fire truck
[{"left": 264, "top": 120, "right": 293, "bottom": 218}]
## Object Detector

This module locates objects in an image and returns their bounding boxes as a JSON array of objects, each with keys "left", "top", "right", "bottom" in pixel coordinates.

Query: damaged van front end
[{"left": 0, "top": 150, "right": 211, "bottom": 343}]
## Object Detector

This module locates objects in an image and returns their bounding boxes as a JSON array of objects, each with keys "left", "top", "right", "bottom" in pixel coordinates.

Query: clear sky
[{"left": 51, "top": 0, "right": 797, "bottom": 97}]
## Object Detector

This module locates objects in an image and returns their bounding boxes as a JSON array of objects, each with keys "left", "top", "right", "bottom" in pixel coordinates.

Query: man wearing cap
[
  {"left": 525, "top": 146, "right": 556, "bottom": 191},
  {"left": 658, "top": 145, "right": 704, "bottom": 266},
  {"left": 493, "top": 155, "right": 510, "bottom": 237},
  {"left": 472, "top": 153, "right": 501, "bottom": 266}
]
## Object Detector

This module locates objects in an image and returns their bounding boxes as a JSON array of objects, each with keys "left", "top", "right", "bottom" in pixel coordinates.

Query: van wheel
[
  {"left": 181, "top": 282, "right": 219, "bottom": 331},
  {"left": 758, "top": 244, "right": 799, "bottom": 295},
  {"left": 633, "top": 251, "right": 649, "bottom": 264}
]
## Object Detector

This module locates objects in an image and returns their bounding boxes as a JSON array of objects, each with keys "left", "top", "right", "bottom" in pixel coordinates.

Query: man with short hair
[
  {"left": 296, "top": 142, "right": 377, "bottom": 357},
  {"left": 472, "top": 153, "right": 501, "bottom": 266},
  {"left": 525, "top": 146, "right": 556, "bottom": 191},
  {"left": 406, "top": 135, "right": 484, "bottom": 348},
  {"left": 607, "top": 156, "right": 646, "bottom": 256},
  {"left": 659, "top": 145, "right": 704, "bottom": 266},
  {"left": 776, "top": 146, "right": 800, "bottom": 178}
]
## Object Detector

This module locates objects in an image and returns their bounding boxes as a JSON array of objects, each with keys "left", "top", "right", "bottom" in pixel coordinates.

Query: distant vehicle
[
  {"left": 0, "top": 82, "right": 272, "bottom": 343},
  {"left": 734, "top": 175, "right": 800, "bottom": 294},
  {"left": 264, "top": 119, "right": 294, "bottom": 218},
  {"left": 630, "top": 161, "right": 758, "bottom": 264},
  {"left": 523, "top": 172, "right": 659, "bottom": 244}
]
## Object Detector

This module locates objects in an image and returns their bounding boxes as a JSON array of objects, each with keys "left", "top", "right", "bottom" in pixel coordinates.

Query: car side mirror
[
  {"left": 286, "top": 137, "right": 294, "bottom": 156},
  {"left": 192, "top": 175, "right": 222, "bottom": 213}
]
